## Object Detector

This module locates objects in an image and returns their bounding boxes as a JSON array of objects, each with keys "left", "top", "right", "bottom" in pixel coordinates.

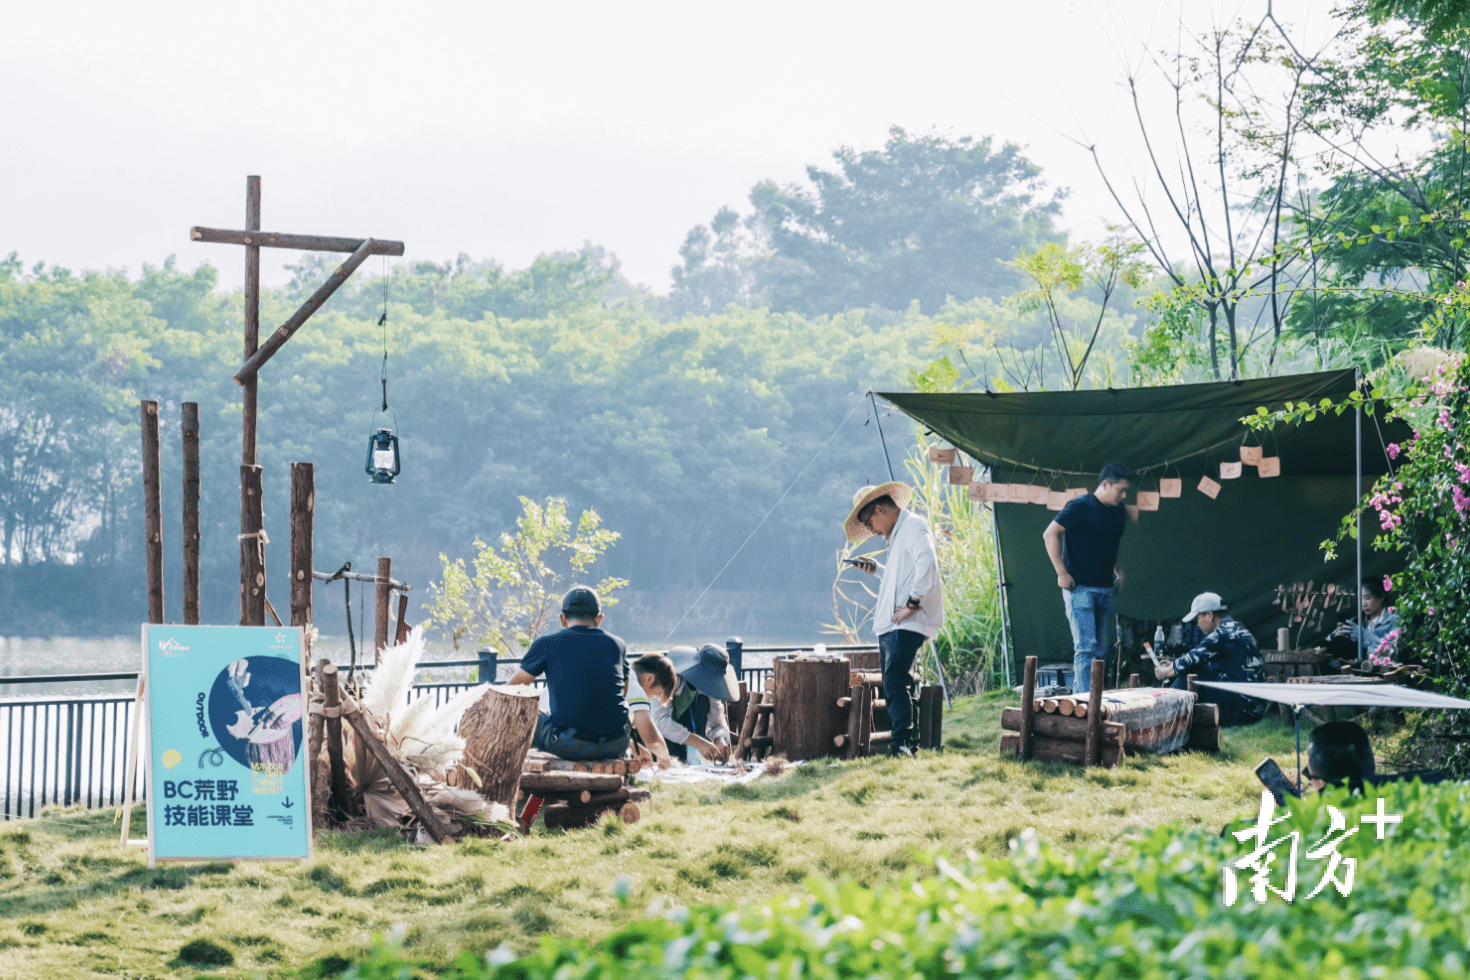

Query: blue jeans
[
  {"left": 1063, "top": 586, "right": 1115, "bottom": 693},
  {"left": 879, "top": 628, "right": 926, "bottom": 752},
  {"left": 532, "top": 713, "right": 630, "bottom": 761}
]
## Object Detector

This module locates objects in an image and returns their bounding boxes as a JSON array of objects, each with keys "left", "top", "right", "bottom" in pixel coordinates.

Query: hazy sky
[{"left": 4, "top": 0, "right": 1328, "bottom": 293}]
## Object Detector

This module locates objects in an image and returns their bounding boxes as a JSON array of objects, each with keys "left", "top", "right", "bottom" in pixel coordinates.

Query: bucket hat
[{"left": 667, "top": 644, "right": 740, "bottom": 702}]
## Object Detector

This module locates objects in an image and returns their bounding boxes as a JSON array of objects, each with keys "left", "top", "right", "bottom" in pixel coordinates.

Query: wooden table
[{"left": 1263, "top": 650, "right": 1337, "bottom": 722}]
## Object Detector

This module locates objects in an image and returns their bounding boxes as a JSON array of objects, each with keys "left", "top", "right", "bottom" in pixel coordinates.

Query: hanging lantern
[{"left": 366, "top": 428, "right": 400, "bottom": 484}]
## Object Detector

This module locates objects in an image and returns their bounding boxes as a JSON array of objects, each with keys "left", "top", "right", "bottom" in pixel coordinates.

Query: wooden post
[
  {"left": 451, "top": 685, "right": 542, "bottom": 809},
  {"left": 320, "top": 663, "right": 353, "bottom": 820},
  {"left": 1129, "top": 673, "right": 1140, "bottom": 688},
  {"left": 340, "top": 695, "right": 451, "bottom": 844},
  {"left": 735, "top": 691, "right": 760, "bottom": 761},
  {"left": 290, "top": 463, "right": 314, "bottom": 633},
  {"left": 239, "top": 176, "right": 263, "bottom": 627},
  {"left": 394, "top": 592, "right": 410, "bottom": 645},
  {"left": 771, "top": 656, "right": 851, "bottom": 761},
  {"left": 843, "top": 683, "right": 864, "bottom": 760},
  {"left": 140, "top": 400, "right": 164, "bottom": 625},
  {"left": 918, "top": 684, "right": 943, "bottom": 750},
  {"left": 1085, "top": 659, "right": 1105, "bottom": 767},
  {"left": 375, "top": 557, "right": 392, "bottom": 663},
  {"left": 1019, "top": 656, "right": 1038, "bottom": 761},
  {"left": 239, "top": 464, "right": 266, "bottom": 625},
  {"left": 308, "top": 659, "right": 328, "bottom": 831},
  {"left": 181, "top": 402, "right": 200, "bottom": 625}
]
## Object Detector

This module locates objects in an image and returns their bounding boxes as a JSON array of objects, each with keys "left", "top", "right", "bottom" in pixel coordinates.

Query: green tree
[
  {"left": 674, "top": 127, "right": 1065, "bottom": 316},
  {"left": 425, "top": 496, "right": 628, "bottom": 653}
]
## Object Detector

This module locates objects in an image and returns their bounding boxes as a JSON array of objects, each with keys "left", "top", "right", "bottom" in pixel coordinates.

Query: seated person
[
  {"left": 634, "top": 644, "right": 738, "bottom": 763},
  {"left": 622, "top": 656, "right": 673, "bottom": 769},
  {"left": 1304, "top": 720, "right": 1375, "bottom": 794},
  {"left": 1305, "top": 720, "right": 1446, "bottom": 793},
  {"left": 1155, "top": 592, "right": 1267, "bottom": 727},
  {"left": 508, "top": 586, "right": 631, "bottom": 761},
  {"left": 1324, "top": 575, "right": 1399, "bottom": 661}
]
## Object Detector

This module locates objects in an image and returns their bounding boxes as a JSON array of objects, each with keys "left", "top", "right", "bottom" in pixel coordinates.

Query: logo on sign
[
  {"left": 271, "top": 631, "right": 293, "bottom": 649},
  {"left": 159, "top": 638, "right": 190, "bottom": 657}
]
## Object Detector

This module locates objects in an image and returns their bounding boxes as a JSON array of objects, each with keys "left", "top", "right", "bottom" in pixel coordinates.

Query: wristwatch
[{"left": 906, "top": 597, "right": 921, "bottom": 610}]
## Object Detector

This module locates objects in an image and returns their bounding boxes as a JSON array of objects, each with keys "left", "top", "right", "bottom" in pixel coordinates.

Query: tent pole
[
  {"left": 869, "top": 392, "right": 896, "bottom": 482},
  {"left": 1294, "top": 704, "right": 1303, "bottom": 791},
  {"left": 1356, "top": 368, "right": 1364, "bottom": 662},
  {"left": 990, "top": 498, "right": 1014, "bottom": 690}
]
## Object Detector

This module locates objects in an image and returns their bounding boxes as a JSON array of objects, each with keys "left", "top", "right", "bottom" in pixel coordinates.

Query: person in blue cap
[
  {"left": 633, "top": 644, "right": 738, "bottom": 764},
  {"left": 508, "top": 586, "right": 631, "bottom": 761}
]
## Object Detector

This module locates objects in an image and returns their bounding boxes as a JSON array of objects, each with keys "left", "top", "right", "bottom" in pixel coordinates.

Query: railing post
[
  {"left": 63, "top": 703, "right": 75, "bottom": 806},
  {"left": 726, "top": 636, "right": 744, "bottom": 674},
  {"left": 477, "top": 648, "right": 499, "bottom": 685}
]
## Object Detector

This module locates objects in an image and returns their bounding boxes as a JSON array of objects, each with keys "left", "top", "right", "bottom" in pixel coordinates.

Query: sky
[{"left": 3, "top": 0, "right": 1332, "bottom": 293}]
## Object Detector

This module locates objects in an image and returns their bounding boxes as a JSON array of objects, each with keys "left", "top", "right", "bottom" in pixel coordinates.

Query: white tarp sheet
[{"left": 1197, "top": 681, "right": 1470, "bottom": 709}]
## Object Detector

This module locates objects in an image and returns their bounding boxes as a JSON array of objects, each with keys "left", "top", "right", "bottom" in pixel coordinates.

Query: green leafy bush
[{"left": 339, "top": 780, "right": 1470, "bottom": 979}]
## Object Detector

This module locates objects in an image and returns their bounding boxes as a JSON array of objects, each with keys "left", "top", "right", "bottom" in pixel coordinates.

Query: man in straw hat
[{"left": 845, "top": 482, "right": 943, "bottom": 757}]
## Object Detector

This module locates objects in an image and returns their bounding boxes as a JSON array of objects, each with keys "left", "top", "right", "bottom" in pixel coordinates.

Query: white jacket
[{"left": 869, "top": 509, "right": 944, "bottom": 640}]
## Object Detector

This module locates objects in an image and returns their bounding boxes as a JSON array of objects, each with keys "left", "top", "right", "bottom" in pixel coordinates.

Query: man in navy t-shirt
[
  {"left": 508, "top": 586, "right": 631, "bottom": 761},
  {"left": 1042, "top": 462, "right": 1132, "bottom": 693}
]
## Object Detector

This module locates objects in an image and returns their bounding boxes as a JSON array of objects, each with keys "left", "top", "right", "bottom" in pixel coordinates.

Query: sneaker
[{"left": 888, "top": 743, "right": 914, "bottom": 759}]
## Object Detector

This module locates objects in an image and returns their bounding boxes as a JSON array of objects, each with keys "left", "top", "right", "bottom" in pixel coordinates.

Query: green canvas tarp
[{"left": 881, "top": 370, "right": 1411, "bottom": 677}]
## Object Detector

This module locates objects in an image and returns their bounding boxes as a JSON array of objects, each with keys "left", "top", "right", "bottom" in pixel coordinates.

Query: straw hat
[{"left": 843, "top": 482, "right": 913, "bottom": 543}]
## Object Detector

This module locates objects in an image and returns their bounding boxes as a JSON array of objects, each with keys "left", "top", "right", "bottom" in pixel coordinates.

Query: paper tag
[
  {"left": 1241, "top": 445, "right": 1263, "bottom": 466},
  {"left": 1258, "top": 456, "right": 1281, "bottom": 477},
  {"left": 967, "top": 481, "right": 990, "bottom": 501},
  {"left": 1137, "top": 490, "right": 1160, "bottom": 511},
  {"left": 929, "top": 447, "right": 956, "bottom": 464},
  {"left": 1046, "top": 490, "right": 1067, "bottom": 510},
  {"left": 1027, "top": 484, "right": 1050, "bottom": 504},
  {"left": 1159, "top": 478, "right": 1182, "bottom": 498},
  {"left": 1220, "top": 461, "right": 1243, "bottom": 480},
  {"left": 1126, "top": 504, "right": 1140, "bottom": 522},
  {"left": 948, "top": 465, "right": 973, "bottom": 485},
  {"left": 1198, "top": 475, "right": 1221, "bottom": 499}
]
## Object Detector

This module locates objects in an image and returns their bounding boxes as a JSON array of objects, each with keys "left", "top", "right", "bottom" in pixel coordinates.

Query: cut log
[
  {"left": 918, "top": 685, "right": 943, "bottom": 750},
  {"left": 773, "top": 656, "right": 851, "bottom": 761},
  {"left": 743, "top": 735, "right": 774, "bottom": 752},
  {"left": 850, "top": 671, "right": 884, "bottom": 688},
  {"left": 869, "top": 730, "right": 892, "bottom": 744},
  {"left": 1129, "top": 673, "right": 1141, "bottom": 688},
  {"left": 541, "top": 799, "right": 642, "bottom": 830},
  {"left": 319, "top": 663, "right": 354, "bottom": 820},
  {"left": 583, "top": 787, "right": 635, "bottom": 808},
  {"left": 1002, "top": 733, "right": 1125, "bottom": 768},
  {"left": 450, "top": 684, "right": 542, "bottom": 809},
  {"left": 518, "top": 771, "right": 623, "bottom": 795},
  {"left": 844, "top": 683, "right": 865, "bottom": 760},
  {"left": 1084, "top": 659, "right": 1105, "bottom": 766},
  {"left": 1001, "top": 708, "right": 1123, "bottom": 745},
  {"left": 833, "top": 734, "right": 846, "bottom": 747},
  {"left": 1019, "top": 656, "right": 1038, "bottom": 762},
  {"left": 1058, "top": 699, "right": 1075, "bottom": 716},
  {"left": 1073, "top": 701, "right": 1087, "bottom": 718},
  {"left": 1041, "top": 699, "right": 1060, "bottom": 714},
  {"left": 734, "top": 691, "right": 760, "bottom": 762},
  {"left": 1194, "top": 703, "right": 1220, "bottom": 726}
]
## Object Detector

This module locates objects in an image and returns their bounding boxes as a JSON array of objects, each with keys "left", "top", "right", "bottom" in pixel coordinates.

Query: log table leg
[
  {"left": 1085, "top": 659, "right": 1105, "bottom": 767},
  {"left": 1019, "top": 656, "right": 1038, "bottom": 761}
]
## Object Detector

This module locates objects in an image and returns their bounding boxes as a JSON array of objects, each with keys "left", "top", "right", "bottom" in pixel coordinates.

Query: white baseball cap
[{"left": 1182, "top": 592, "right": 1228, "bottom": 622}]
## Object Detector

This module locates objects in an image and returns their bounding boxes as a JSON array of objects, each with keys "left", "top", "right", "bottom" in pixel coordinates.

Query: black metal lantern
[{"left": 366, "top": 427, "right": 400, "bottom": 484}]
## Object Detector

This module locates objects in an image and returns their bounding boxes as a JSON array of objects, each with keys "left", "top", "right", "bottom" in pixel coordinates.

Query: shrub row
[{"left": 342, "top": 779, "right": 1470, "bottom": 979}]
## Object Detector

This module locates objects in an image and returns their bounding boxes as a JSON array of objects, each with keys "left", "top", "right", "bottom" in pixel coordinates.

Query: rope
[{"left": 661, "top": 395, "right": 869, "bottom": 643}]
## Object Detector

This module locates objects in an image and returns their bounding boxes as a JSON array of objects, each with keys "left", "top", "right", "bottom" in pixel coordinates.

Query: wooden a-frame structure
[{"left": 191, "top": 176, "right": 403, "bottom": 626}]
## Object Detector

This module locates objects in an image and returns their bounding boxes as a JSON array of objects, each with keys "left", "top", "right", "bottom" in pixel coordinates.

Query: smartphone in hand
[{"left": 1254, "top": 757, "right": 1302, "bottom": 806}]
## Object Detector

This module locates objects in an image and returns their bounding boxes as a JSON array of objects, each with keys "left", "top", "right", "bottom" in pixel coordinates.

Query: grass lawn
[{"left": 0, "top": 691, "right": 1297, "bottom": 979}]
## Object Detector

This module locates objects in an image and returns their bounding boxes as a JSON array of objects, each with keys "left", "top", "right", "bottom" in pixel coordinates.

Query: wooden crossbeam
[
  {"left": 191, "top": 226, "right": 404, "bottom": 256},
  {"left": 235, "top": 237, "right": 378, "bottom": 384}
]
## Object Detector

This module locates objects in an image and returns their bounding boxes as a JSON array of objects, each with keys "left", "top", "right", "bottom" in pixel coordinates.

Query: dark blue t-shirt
[
  {"left": 1055, "top": 492, "right": 1127, "bottom": 588},
  {"left": 520, "top": 626, "right": 628, "bottom": 737}
]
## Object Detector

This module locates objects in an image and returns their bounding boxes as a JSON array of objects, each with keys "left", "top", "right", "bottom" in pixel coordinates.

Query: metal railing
[{"left": 0, "top": 640, "right": 872, "bottom": 820}]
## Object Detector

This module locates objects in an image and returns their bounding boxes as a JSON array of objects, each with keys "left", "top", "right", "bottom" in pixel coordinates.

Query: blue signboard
[{"left": 143, "top": 624, "right": 312, "bottom": 865}]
